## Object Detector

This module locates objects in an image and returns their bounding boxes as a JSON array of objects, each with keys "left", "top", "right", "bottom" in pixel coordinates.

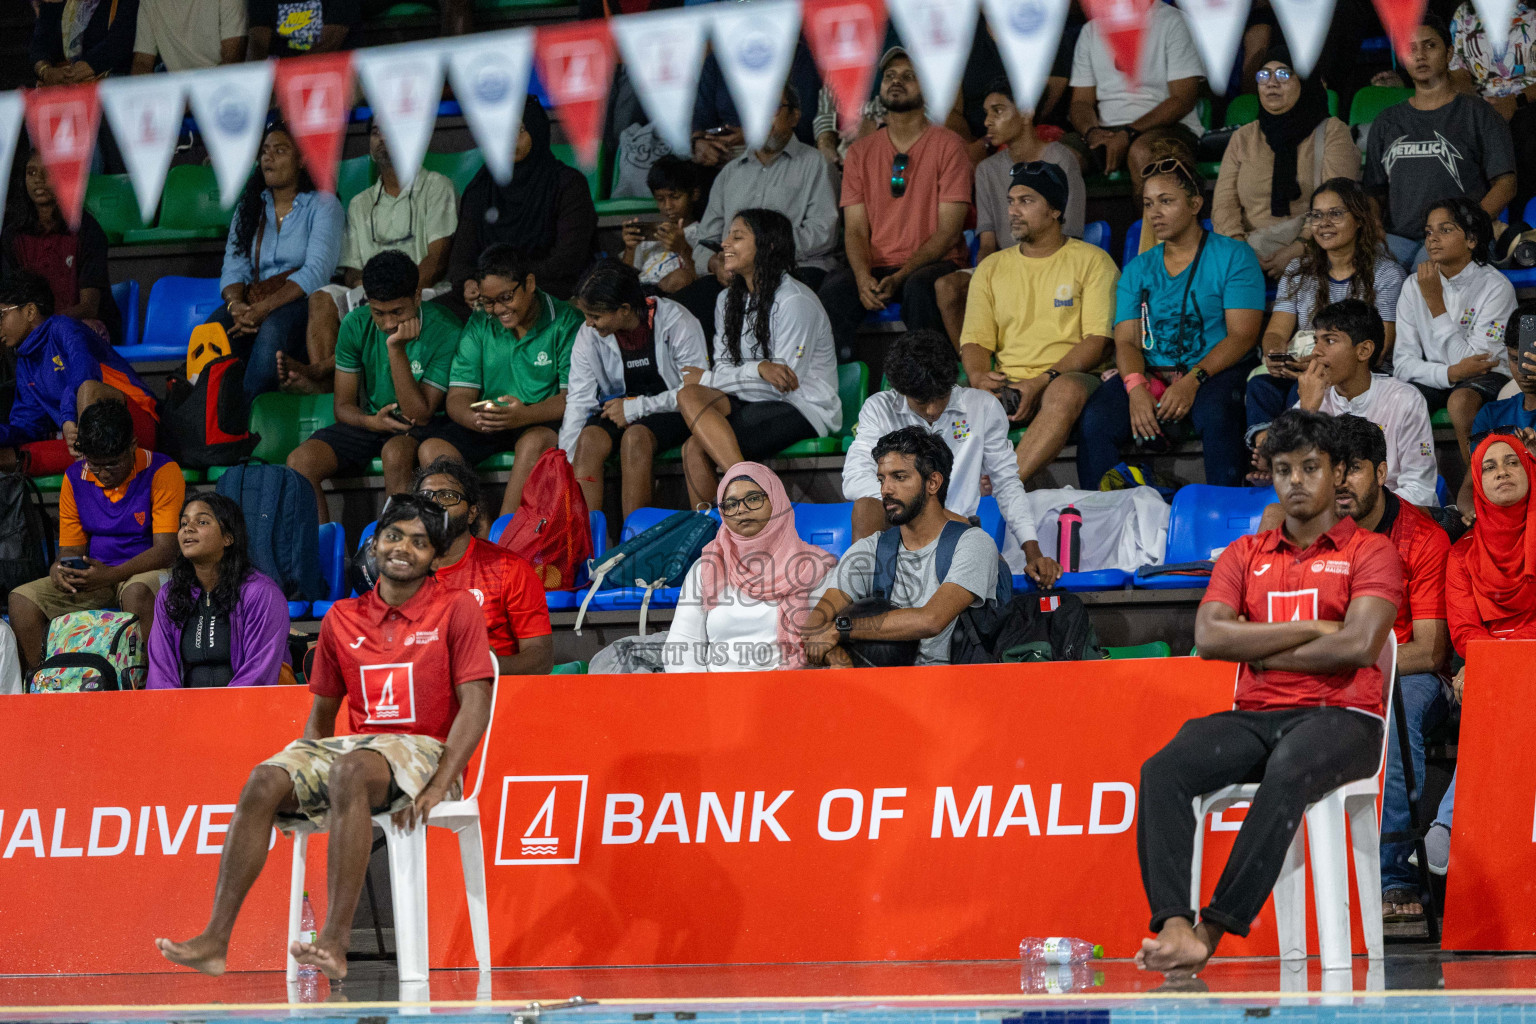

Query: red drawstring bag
[{"left": 497, "top": 448, "right": 593, "bottom": 591}]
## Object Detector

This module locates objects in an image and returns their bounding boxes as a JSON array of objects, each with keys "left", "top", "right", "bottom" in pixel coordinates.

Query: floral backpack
[{"left": 27, "top": 611, "right": 147, "bottom": 692}]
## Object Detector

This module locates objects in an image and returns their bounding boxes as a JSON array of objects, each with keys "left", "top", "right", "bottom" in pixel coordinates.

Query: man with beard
[
  {"left": 804, "top": 426, "right": 1001, "bottom": 667},
  {"left": 817, "top": 48, "right": 973, "bottom": 360},
  {"left": 155, "top": 494, "right": 494, "bottom": 980},
  {"left": 414, "top": 457, "right": 553, "bottom": 676},
  {"left": 958, "top": 161, "right": 1119, "bottom": 487}
]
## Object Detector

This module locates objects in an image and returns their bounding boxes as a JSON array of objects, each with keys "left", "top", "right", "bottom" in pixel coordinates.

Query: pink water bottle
[{"left": 1056, "top": 506, "right": 1082, "bottom": 572}]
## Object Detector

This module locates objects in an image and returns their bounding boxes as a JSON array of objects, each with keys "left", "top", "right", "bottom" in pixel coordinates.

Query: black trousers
[
  {"left": 1137, "top": 706, "right": 1383, "bottom": 937},
  {"left": 817, "top": 261, "right": 957, "bottom": 357}
]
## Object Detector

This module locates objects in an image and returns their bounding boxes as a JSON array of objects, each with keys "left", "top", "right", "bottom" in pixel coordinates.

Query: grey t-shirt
[
  {"left": 974, "top": 143, "right": 1086, "bottom": 243},
  {"left": 832, "top": 526, "right": 1001, "bottom": 665},
  {"left": 1363, "top": 94, "right": 1516, "bottom": 240}
]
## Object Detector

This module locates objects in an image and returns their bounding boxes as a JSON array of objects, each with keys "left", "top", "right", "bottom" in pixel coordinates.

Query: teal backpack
[
  {"left": 28, "top": 610, "right": 147, "bottom": 692},
  {"left": 574, "top": 511, "right": 719, "bottom": 635}
]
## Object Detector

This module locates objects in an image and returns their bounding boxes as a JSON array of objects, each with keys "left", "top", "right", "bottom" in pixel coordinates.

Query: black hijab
[
  {"left": 1256, "top": 46, "right": 1331, "bottom": 219},
  {"left": 466, "top": 96, "right": 564, "bottom": 257}
]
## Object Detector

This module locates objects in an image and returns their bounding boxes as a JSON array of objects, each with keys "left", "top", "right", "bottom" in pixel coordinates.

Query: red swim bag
[{"left": 497, "top": 448, "right": 592, "bottom": 591}]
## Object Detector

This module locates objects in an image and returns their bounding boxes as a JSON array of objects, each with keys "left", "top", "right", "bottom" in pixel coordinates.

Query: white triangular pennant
[
  {"left": 0, "top": 92, "right": 22, "bottom": 237},
  {"left": 1269, "top": 0, "right": 1337, "bottom": 77},
  {"left": 888, "top": 0, "right": 981, "bottom": 121},
  {"left": 444, "top": 28, "right": 534, "bottom": 185},
  {"left": 611, "top": 9, "right": 710, "bottom": 154},
  {"left": 1175, "top": 0, "right": 1251, "bottom": 94},
  {"left": 709, "top": 0, "right": 803, "bottom": 150},
  {"left": 99, "top": 76, "right": 186, "bottom": 222},
  {"left": 186, "top": 61, "right": 276, "bottom": 207},
  {"left": 1472, "top": 0, "right": 1518, "bottom": 56},
  {"left": 354, "top": 41, "right": 447, "bottom": 189},
  {"left": 981, "top": 0, "right": 1072, "bottom": 113}
]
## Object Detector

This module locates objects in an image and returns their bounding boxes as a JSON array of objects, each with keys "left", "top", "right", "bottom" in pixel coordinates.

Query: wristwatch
[
  {"left": 835, "top": 614, "right": 853, "bottom": 644},
  {"left": 1192, "top": 366, "right": 1210, "bottom": 385},
  {"left": 1044, "top": 368, "right": 1062, "bottom": 383}
]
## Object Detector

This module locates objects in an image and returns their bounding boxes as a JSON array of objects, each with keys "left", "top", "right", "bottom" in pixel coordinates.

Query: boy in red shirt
[
  {"left": 1137, "top": 410, "right": 1404, "bottom": 977},
  {"left": 414, "top": 456, "right": 553, "bottom": 675},
  {"left": 155, "top": 495, "right": 495, "bottom": 981}
]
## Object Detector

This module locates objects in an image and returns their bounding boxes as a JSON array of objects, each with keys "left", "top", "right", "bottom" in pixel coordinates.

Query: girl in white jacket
[
  {"left": 563, "top": 259, "right": 708, "bottom": 523},
  {"left": 1392, "top": 197, "right": 1517, "bottom": 461},
  {"left": 676, "top": 208, "right": 841, "bottom": 509}
]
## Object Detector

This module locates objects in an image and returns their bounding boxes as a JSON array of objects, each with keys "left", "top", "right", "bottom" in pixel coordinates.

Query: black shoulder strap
[{"left": 27, "top": 653, "right": 119, "bottom": 692}]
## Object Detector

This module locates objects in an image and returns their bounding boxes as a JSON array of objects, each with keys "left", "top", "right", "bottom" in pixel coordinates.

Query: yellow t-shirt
[{"left": 958, "top": 238, "right": 1119, "bottom": 380}]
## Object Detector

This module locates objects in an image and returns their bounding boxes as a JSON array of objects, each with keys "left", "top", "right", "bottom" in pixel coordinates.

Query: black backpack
[
  {"left": 951, "top": 590, "right": 1106, "bottom": 664},
  {"left": 871, "top": 521, "right": 1015, "bottom": 664},
  {"left": 161, "top": 355, "right": 260, "bottom": 469},
  {"left": 0, "top": 459, "right": 53, "bottom": 603}
]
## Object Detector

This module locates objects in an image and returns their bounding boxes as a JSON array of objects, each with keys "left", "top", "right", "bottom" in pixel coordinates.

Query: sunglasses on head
[
  {"left": 1140, "top": 157, "right": 1198, "bottom": 187},
  {"left": 890, "top": 152, "right": 910, "bottom": 199}
]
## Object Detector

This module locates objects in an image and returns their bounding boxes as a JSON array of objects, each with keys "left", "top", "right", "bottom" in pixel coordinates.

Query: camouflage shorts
[{"left": 261, "top": 733, "right": 461, "bottom": 831}]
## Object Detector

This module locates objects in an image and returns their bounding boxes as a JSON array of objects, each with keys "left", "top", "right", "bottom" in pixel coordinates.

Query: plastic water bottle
[
  {"left": 299, "top": 891, "right": 320, "bottom": 977},
  {"left": 1019, "top": 936, "right": 1104, "bottom": 965},
  {"left": 1022, "top": 963, "right": 1102, "bottom": 994},
  {"left": 1056, "top": 507, "right": 1082, "bottom": 572}
]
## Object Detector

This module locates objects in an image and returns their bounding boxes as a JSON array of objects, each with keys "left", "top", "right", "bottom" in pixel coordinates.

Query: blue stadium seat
[
  {"left": 491, "top": 510, "right": 609, "bottom": 611},
  {"left": 1015, "top": 568, "right": 1132, "bottom": 593},
  {"left": 318, "top": 521, "right": 347, "bottom": 601},
  {"left": 110, "top": 280, "right": 139, "bottom": 349},
  {"left": 1134, "top": 484, "right": 1274, "bottom": 589},
  {"left": 966, "top": 229, "right": 980, "bottom": 266},
  {"left": 123, "top": 276, "right": 222, "bottom": 362},
  {"left": 311, "top": 521, "right": 377, "bottom": 619},
  {"left": 975, "top": 495, "right": 1005, "bottom": 548},
  {"left": 865, "top": 302, "right": 903, "bottom": 325},
  {"left": 1502, "top": 198, "right": 1536, "bottom": 288},
  {"left": 1083, "top": 220, "right": 1111, "bottom": 255},
  {"left": 1436, "top": 474, "right": 1449, "bottom": 508},
  {"left": 793, "top": 501, "right": 852, "bottom": 557}
]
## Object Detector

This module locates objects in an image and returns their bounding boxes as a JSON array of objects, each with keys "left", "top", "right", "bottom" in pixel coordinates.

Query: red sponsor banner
[
  {"left": 23, "top": 84, "right": 100, "bottom": 232},
  {"left": 1442, "top": 640, "right": 1536, "bottom": 951},
  {"left": 1371, "top": 0, "right": 1429, "bottom": 64},
  {"left": 274, "top": 52, "right": 353, "bottom": 195},
  {"left": 1081, "top": 0, "right": 1152, "bottom": 85},
  {"left": 2, "top": 660, "right": 1378, "bottom": 974},
  {"left": 803, "top": 0, "right": 887, "bottom": 132},
  {"left": 535, "top": 21, "right": 615, "bottom": 171}
]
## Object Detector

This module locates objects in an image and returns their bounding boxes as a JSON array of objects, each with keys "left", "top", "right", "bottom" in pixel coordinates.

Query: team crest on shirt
[
  {"left": 410, "top": 359, "right": 423, "bottom": 377},
  {"left": 535, "top": 351, "right": 551, "bottom": 366},
  {"left": 1053, "top": 283, "right": 1074, "bottom": 308},
  {"left": 1487, "top": 320, "right": 1508, "bottom": 344},
  {"left": 360, "top": 663, "right": 417, "bottom": 725},
  {"left": 951, "top": 417, "right": 971, "bottom": 441},
  {"left": 51, "top": 356, "right": 64, "bottom": 372},
  {"left": 134, "top": 512, "right": 145, "bottom": 526},
  {"left": 402, "top": 629, "right": 440, "bottom": 646},
  {"left": 1420, "top": 442, "right": 1433, "bottom": 456}
]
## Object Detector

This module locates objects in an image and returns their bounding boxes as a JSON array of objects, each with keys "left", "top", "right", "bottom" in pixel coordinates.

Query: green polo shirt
[
  {"left": 333, "top": 301, "right": 462, "bottom": 415},
  {"left": 448, "top": 291, "right": 580, "bottom": 404}
]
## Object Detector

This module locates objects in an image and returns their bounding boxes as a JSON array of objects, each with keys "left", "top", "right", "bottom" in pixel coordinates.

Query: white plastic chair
[
  {"left": 284, "top": 670, "right": 498, "bottom": 982},
  {"left": 1190, "top": 633, "right": 1396, "bottom": 970}
]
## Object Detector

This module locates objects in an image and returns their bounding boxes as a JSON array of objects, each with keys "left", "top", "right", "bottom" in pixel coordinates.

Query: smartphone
[
  {"left": 1519, "top": 314, "right": 1536, "bottom": 372},
  {"left": 387, "top": 407, "right": 413, "bottom": 426},
  {"left": 705, "top": 125, "right": 732, "bottom": 137},
  {"left": 471, "top": 399, "right": 508, "bottom": 411},
  {"left": 60, "top": 556, "right": 88, "bottom": 571}
]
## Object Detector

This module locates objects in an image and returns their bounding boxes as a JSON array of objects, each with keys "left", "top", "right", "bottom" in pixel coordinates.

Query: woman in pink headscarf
[{"left": 666, "top": 462, "right": 838, "bottom": 672}]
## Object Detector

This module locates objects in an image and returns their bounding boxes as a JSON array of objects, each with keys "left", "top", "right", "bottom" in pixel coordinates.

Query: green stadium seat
[
  {"left": 478, "top": 452, "right": 517, "bottom": 470},
  {"left": 1103, "top": 641, "right": 1172, "bottom": 659},
  {"left": 371, "top": 0, "right": 436, "bottom": 24},
  {"left": 1431, "top": 407, "right": 1451, "bottom": 428},
  {"left": 1225, "top": 94, "right": 1260, "bottom": 128},
  {"left": 85, "top": 174, "right": 151, "bottom": 244},
  {"left": 422, "top": 149, "right": 486, "bottom": 195},
  {"left": 1348, "top": 86, "right": 1412, "bottom": 126},
  {"left": 337, "top": 155, "right": 376, "bottom": 209},
  {"left": 121, "top": 165, "right": 231, "bottom": 244},
  {"left": 551, "top": 143, "right": 605, "bottom": 202},
  {"left": 550, "top": 660, "right": 589, "bottom": 674},
  {"left": 476, "top": 0, "right": 566, "bottom": 9},
  {"left": 596, "top": 196, "right": 660, "bottom": 217},
  {"left": 216, "top": 393, "right": 337, "bottom": 472},
  {"left": 779, "top": 362, "right": 869, "bottom": 456}
]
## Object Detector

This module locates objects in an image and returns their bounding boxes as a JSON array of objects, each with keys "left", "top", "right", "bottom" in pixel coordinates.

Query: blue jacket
[{"left": 1, "top": 315, "right": 154, "bottom": 447}]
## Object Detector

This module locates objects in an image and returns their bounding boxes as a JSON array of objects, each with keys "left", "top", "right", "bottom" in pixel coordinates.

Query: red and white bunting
[
  {"left": 1081, "top": 0, "right": 1153, "bottom": 86},
  {"left": 1472, "top": 0, "right": 1519, "bottom": 56},
  {"left": 709, "top": 0, "right": 803, "bottom": 150},
  {"left": 536, "top": 21, "right": 616, "bottom": 171},
  {"left": 802, "top": 0, "right": 887, "bottom": 133},
  {"left": 0, "top": 92, "right": 24, "bottom": 236},
  {"left": 186, "top": 61, "right": 275, "bottom": 207},
  {"left": 1175, "top": 0, "right": 1252, "bottom": 94},
  {"left": 354, "top": 41, "right": 447, "bottom": 189},
  {"left": 981, "top": 0, "right": 1072, "bottom": 113},
  {"left": 612, "top": 8, "right": 710, "bottom": 155},
  {"left": 23, "top": 84, "right": 100, "bottom": 232},
  {"left": 887, "top": 0, "right": 980, "bottom": 119},
  {"left": 1371, "top": 0, "right": 1429, "bottom": 64},
  {"left": 444, "top": 29, "right": 534, "bottom": 185},
  {"left": 99, "top": 75, "right": 186, "bottom": 223},
  {"left": 274, "top": 52, "right": 354, "bottom": 195},
  {"left": 1269, "top": 0, "right": 1337, "bottom": 76}
]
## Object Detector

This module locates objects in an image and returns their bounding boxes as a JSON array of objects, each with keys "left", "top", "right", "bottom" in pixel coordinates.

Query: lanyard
[{"left": 1141, "top": 230, "right": 1207, "bottom": 360}]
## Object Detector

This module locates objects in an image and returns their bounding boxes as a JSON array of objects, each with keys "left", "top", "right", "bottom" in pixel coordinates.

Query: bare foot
[
  {"left": 279, "top": 372, "right": 323, "bottom": 395},
  {"left": 1137, "top": 918, "right": 1215, "bottom": 974},
  {"left": 290, "top": 938, "right": 349, "bottom": 981},
  {"left": 155, "top": 934, "right": 228, "bottom": 975}
]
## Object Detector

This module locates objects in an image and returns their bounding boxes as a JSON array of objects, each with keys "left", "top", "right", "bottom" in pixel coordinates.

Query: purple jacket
[{"left": 146, "top": 571, "right": 292, "bottom": 689}]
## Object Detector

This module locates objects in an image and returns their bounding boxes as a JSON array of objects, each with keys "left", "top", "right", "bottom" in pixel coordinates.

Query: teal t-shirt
[{"left": 1114, "top": 231, "right": 1265, "bottom": 369}]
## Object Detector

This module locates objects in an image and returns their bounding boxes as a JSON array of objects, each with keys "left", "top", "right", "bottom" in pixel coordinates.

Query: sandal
[{"left": 1382, "top": 887, "right": 1425, "bottom": 923}]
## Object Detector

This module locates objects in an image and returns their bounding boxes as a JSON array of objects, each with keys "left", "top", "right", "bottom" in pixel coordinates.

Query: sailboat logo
[
  {"left": 522, "top": 788, "right": 561, "bottom": 855},
  {"left": 495, "top": 775, "right": 589, "bottom": 866}
]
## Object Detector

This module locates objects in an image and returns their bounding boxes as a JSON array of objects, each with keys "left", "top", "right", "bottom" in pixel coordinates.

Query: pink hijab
[{"left": 698, "top": 462, "right": 837, "bottom": 669}]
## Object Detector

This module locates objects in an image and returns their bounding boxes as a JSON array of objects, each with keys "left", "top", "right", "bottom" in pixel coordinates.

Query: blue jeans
[
  {"left": 1381, "top": 671, "right": 1450, "bottom": 894},
  {"left": 1077, "top": 361, "right": 1253, "bottom": 489},
  {"left": 1386, "top": 234, "right": 1429, "bottom": 271},
  {"left": 207, "top": 296, "right": 311, "bottom": 404},
  {"left": 1435, "top": 771, "right": 1455, "bottom": 830},
  {"left": 1245, "top": 372, "right": 1299, "bottom": 432}
]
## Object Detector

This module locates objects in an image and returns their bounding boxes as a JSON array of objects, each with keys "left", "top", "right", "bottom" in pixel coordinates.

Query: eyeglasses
[
  {"left": 890, "top": 152, "right": 910, "bottom": 199},
  {"left": 1304, "top": 206, "right": 1350, "bottom": 225},
  {"left": 1255, "top": 67, "right": 1295, "bottom": 84},
  {"left": 0, "top": 305, "right": 17, "bottom": 315},
  {"left": 416, "top": 488, "right": 465, "bottom": 508},
  {"left": 84, "top": 450, "right": 134, "bottom": 477},
  {"left": 480, "top": 281, "right": 524, "bottom": 313},
  {"left": 718, "top": 490, "right": 768, "bottom": 515},
  {"left": 368, "top": 184, "right": 416, "bottom": 246}
]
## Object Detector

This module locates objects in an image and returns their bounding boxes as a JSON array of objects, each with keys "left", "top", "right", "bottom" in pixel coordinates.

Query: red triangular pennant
[
  {"left": 23, "top": 83, "right": 100, "bottom": 232},
  {"left": 273, "top": 52, "right": 354, "bottom": 195},
  {"left": 1372, "top": 0, "right": 1429, "bottom": 65},
  {"left": 803, "top": 0, "right": 886, "bottom": 133},
  {"left": 1082, "top": 0, "right": 1153, "bottom": 87},
  {"left": 535, "top": 20, "right": 615, "bottom": 171}
]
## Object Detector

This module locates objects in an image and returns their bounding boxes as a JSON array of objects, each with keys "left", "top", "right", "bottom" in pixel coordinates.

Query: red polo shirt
[
  {"left": 433, "top": 536, "right": 551, "bottom": 657},
  {"left": 1375, "top": 490, "right": 1450, "bottom": 649},
  {"left": 310, "top": 576, "right": 496, "bottom": 742},
  {"left": 1202, "top": 516, "right": 1405, "bottom": 717}
]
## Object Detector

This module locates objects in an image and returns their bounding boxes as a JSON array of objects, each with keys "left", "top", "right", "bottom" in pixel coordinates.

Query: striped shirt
[{"left": 1274, "top": 254, "right": 1407, "bottom": 330}]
